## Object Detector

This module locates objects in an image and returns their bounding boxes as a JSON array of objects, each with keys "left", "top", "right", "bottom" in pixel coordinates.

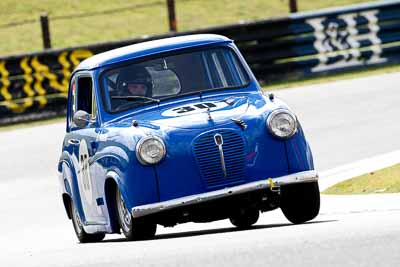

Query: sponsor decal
[{"left": 307, "top": 10, "right": 386, "bottom": 72}]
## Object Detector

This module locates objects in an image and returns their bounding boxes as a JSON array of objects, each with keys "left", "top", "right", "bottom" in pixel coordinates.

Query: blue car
[{"left": 58, "top": 34, "right": 320, "bottom": 243}]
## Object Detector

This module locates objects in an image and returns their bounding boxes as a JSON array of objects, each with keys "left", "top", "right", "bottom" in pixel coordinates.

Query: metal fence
[
  {"left": 1, "top": 0, "right": 399, "bottom": 124},
  {"left": 0, "top": 0, "right": 300, "bottom": 53}
]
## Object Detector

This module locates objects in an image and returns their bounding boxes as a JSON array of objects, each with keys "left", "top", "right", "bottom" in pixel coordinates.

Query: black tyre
[
  {"left": 116, "top": 188, "right": 157, "bottom": 241},
  {"left": 70, "top": 201, "right": 105, "bottom": 243},
  {"left": 229, "top": 208, "right": 259, "bottom": 229},
  {"left": 280, "top": 181, "right": 320, "bottom": 224}
]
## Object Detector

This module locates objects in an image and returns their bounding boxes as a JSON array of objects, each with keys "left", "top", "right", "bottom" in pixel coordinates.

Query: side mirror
[{"left": 73, "top": 110, "right": 91, "bottom": 128}]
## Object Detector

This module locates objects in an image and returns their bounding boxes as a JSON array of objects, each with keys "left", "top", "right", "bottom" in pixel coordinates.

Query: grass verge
[
  {"left": 323, "top": 164, "right": 400, "bottom": 195},
  {"left": 0, "top": 0, "right": 371, "bottom": 56}
]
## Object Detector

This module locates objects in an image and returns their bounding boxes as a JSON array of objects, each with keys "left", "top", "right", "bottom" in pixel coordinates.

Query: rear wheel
[
  {"left": 70, "top": 201, "right": 105, "bottom": 243},
  {"left": 229, "top": 208, "right": 259, "bottom": 229},
  {"left": 280, "top": 182, "right": 320, "bottom": 224},
  {"left": 116, "top": 188, "right": 157, "bottom": 241}
]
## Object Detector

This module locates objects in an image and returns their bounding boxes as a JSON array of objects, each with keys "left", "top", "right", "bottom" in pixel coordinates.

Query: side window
[
  {"left": 75, "top": 75, "right": 96, "bottom": 121},
  {"left": 77, "top": 76, "right": 93, "bottom": 114}
]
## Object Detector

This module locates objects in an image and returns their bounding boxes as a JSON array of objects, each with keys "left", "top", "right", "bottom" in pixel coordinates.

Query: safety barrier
[{"left": 1, "top": 0, "right": 399, "bottom": 124}]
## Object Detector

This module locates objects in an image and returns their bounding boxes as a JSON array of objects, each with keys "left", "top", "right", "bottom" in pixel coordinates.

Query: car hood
[{"left": 115, "top": 94, "right": 252, "bottom": 129}]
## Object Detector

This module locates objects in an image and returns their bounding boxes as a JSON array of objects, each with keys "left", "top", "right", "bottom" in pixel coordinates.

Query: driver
[{"left": 117, "top": 66, "right": 153, "bottom": 97}]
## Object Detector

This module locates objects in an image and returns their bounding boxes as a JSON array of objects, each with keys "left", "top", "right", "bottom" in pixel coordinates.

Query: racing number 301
[{"left": 172, "top": 102, "right": 217, "bottom": 114}]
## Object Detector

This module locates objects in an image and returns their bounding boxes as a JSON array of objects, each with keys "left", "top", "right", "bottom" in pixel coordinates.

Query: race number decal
[
  {"left": 78, "top": 139, "right": 94, "bottom": 205},
  {"left": 162, "top": 101, "right": 228, "bottom": 117}
]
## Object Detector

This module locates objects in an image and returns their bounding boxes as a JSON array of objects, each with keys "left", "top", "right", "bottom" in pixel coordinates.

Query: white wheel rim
[
  {"left": 117, "top": 192, "right": 132, "bottom": 232},
  {"left": 73, "top": 205, "right": 83, "bottom": 234}
]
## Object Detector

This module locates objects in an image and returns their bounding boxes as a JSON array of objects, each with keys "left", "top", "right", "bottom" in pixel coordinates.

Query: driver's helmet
[{"left": 117, "top": 66, "right": 153, "bottom": 97}]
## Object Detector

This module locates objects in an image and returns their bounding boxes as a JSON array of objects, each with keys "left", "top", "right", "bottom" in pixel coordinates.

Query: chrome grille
[{"left": 193, "top": 129, "right": 245, "bottom": 188}]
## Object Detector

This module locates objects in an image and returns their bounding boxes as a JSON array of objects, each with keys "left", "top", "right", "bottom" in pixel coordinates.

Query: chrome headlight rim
[
  {"left": 266, "top": 109, "right": 298, "bottom": 139},
  {"left": 135, "top": 135, "right": 166, "bottom": 165}
]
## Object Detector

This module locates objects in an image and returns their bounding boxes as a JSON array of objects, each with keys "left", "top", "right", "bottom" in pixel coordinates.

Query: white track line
[{"left": 319, "top": 149, "right": 400, "bottom": 191}]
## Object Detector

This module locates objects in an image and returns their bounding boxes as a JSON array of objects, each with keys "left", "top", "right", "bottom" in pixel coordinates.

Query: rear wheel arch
[
  {"left": 61, "top": 158, "right": 87, "bottom": 227},
  {"left": 58, "top": 152, "right": 73, "bottom": 172},
  {"left": 60, "top": 159, "right": 75, "bottom": 220},
  {"left": 60, "top": 158, "right": 76, "bottom": 195}
]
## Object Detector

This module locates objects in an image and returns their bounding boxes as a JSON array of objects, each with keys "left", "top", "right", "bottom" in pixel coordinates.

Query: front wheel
[
  {"left": 116, "top": 188, "right": 157, "bottom": 241},
  {"left": 280, "top": 182, "right": 320, "bottom": 224},
  {"left": 70, "top": 201, "right": 105, "bottom": 243}
]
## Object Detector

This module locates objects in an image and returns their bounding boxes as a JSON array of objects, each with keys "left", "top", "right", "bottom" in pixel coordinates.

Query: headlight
[
  {"left": 136, "top": 136, "right": 166, "bottom": 165},
  {"left": 267, "top": 109, "right": 297, "bottom": 139}
]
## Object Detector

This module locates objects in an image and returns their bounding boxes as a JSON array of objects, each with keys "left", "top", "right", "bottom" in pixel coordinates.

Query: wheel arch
[
  {"left": 62, "top": 193, "right": 73, "bottom": 219},
  {"left": 104, "top": 172, "right": 122, "bottom": 233},
  {"left": 59, "top": 156, "right": 75, "bottom": 220},
  {"left": 59, "top": 156, "right": 87, "bottom": 226}
]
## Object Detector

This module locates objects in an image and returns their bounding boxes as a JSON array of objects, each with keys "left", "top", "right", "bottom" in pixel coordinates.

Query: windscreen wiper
[
  {"left": 111, "top": 95, "right": 160, "bottom": 104},
  {"left": 158, "top": 85, "right": 245, "bottom": 102}
]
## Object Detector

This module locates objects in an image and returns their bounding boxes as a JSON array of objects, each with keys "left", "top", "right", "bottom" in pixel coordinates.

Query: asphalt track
[{"left": 1, "top": 73, "right": 400, "bottom": 267}]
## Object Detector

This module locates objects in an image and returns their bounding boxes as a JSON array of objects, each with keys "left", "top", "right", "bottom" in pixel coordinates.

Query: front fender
[
  {"left": 96, "top": 128, "right": 160, "bottom": 211},
  {"left": 285, "top": 124, "right": 315, "bottom": 172}
]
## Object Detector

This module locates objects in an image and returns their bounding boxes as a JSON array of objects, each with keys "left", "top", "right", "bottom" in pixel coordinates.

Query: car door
[{"left": 70, "top": 73, "right": 104, "bottom": 224}]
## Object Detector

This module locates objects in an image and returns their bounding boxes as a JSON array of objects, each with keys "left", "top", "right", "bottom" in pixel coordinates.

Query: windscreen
[{"left": 101, "top": 47, "right": 249, "bottom": 113}]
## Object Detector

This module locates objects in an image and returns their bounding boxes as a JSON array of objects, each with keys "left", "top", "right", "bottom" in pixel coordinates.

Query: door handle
[{"left": 68, "top": 139, "right": 80, "bottom": 145}]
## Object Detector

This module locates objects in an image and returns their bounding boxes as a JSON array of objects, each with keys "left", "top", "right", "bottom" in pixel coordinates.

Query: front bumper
[{"left": 131, "top": 170, "right": 318, "bottom": 218}]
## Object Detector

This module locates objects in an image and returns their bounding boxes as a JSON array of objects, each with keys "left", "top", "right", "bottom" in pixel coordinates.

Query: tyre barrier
[{"left": 1, "top": 0, "right": 399, "bottom": 124}]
